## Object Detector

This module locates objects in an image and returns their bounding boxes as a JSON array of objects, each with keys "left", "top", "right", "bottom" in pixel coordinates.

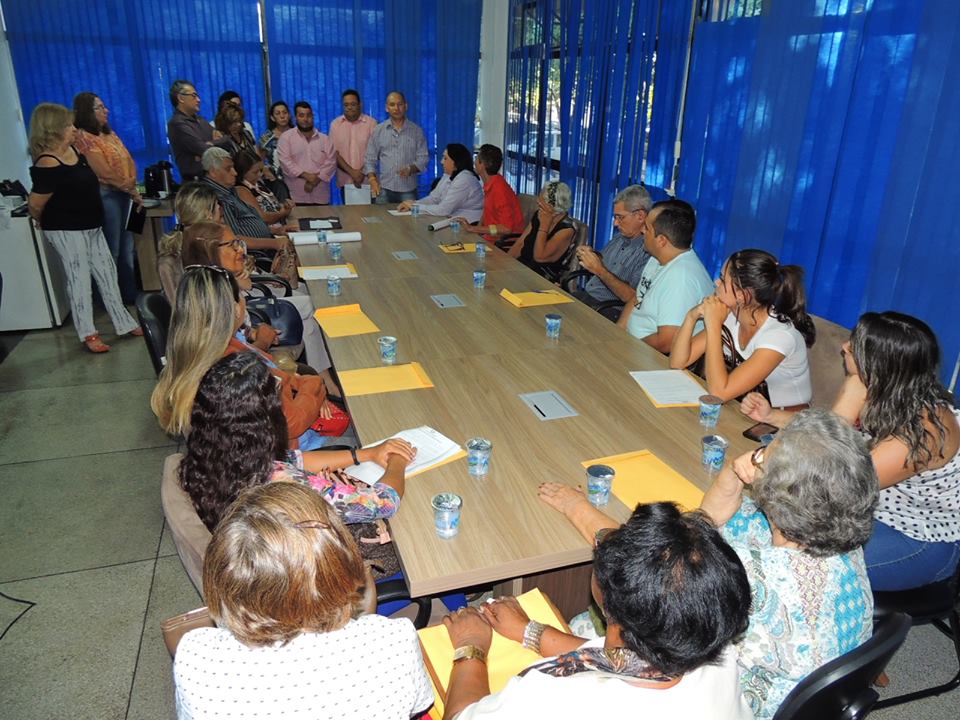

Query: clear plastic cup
[
  {"left": 545, "top": 313, "right": 562, "bottom": 339},
  {"left": 699, "top": 394, "right": 722, "bottom": 428},
  {"left": 328, "top": 242, "right": 343, "bottom": 263},
  {"left": 475, "top": 241, "right": 487, "bottom": 259},
  {"left": 432, "top": 492, "right": 462, "bottom": 538},
  {"left": 450, "top": 219, "right": 461, "bottom": 235},
  {"left": 466, "top": 437, "right": 492, "bottom": 477},
  {"left": 327, "top": 276, "right": 342, "bottom": 297},
  {"left": 701, "top": 435, "right": 729, "bottom": 473},
  {"left": 411, "top": 203, "right": 421, "bottom": 217},
  {"left": 586, "top": 464, "right": 615, "bottom": 507},
  {"left": 378, "top": 335, "right": 398, "bottom": 365},
  {"left": 473, "top": 269, "right": 487, "bottom": 289}
]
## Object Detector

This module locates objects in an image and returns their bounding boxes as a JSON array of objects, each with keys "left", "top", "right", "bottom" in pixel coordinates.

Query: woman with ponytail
[{"left": 670, "top": 249, "right": 815, "bottom": 408}]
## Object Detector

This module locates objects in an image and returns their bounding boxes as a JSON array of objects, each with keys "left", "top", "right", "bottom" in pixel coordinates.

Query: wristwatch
[{"left": 452, "top": 644, "right": 488, "bottom": 665}]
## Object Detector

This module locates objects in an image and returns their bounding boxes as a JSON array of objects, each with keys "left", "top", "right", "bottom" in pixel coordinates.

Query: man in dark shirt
[{"left": 167, "top": 80, "right": 215, "bottom": 181}]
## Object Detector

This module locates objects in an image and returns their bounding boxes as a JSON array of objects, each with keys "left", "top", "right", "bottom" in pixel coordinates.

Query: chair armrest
[
  {"left": 594, "top": 300, "right": 625, "bottom": 323},
  {"left": 246, "top": 306, "right": 272, "bottom": 325},
  {"left": 376, "top": 578, "right": 432, "bottom": 629},
  {"left": 251, "top": 273, "right": 292, "bottom": 297},
  {"left": 561, "top": 269, "right": 593, "bottom": 293}
]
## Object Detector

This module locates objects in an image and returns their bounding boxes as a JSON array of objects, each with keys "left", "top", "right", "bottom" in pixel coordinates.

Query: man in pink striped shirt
[
  {"left": 277, "top": 101, "right": 337, "bottom": 205},
  {"left": 329, "top": 89, "right": 376, "bottom": 201}
]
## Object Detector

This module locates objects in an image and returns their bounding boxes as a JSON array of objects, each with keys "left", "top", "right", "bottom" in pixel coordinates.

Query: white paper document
[
  {"left": 300, "top": 266, "right": 358, "bottom": 280},
  {"left": 427, "top": 218, "right": 452, "bottom": 231},
  {"left": 308, "top": 220, "right": 333, "bottom": 230},
  {"left": 344, "top": 184, "right": 372, "bottom": 205},
  {"left": 361, "top": 216, "right": 382, "bottom": 224},
  {"left": 327, "top": 231, "right": 362, "bottom": 243},
  {"left": 629, "top": 370, "right": 705, "bottom": 406},
  {"left": 388, "top": 209, "right": 412, "bottom": 216},
  {"left": 347, "top": 426, "right": 463, "bottom": 484},
  {"left": 290, "top": 231, "right": 319, "bottom": 245}
]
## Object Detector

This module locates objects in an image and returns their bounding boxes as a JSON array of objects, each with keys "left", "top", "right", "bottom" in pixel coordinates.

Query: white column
[
  {"left": 478, "top": 0, "right": 509, "bottom": 150},
  {"left": 0, "top": 26, "right": 31, "bottom": 186}
]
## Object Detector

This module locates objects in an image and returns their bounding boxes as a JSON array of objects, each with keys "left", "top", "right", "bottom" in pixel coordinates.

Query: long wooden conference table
[{"left": 294, "top": 204, "right": 754, "bottom": 617}]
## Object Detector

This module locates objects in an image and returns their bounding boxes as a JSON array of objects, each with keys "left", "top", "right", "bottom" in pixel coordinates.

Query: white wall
[
  {"left": 0, "top": 27, "right": 30, "bottom": 187},
  {"left": 478, "top": 0, "right": 508, "bottom": 149}
]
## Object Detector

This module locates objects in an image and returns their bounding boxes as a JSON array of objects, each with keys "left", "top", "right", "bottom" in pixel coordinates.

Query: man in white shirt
[{"left": 617, "top": 199, "right": 714, "bottom": 353}]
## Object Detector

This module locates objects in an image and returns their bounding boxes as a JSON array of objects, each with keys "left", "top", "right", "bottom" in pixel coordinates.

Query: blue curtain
[
  {"left": 505, "top": 0, "right": 694, "bottom": 251},
  {"left": 678, "top": 0, "right": 960, "bottom": 381},
  {"left": 6, "top": 0, "right": 481, "bottom": 194}
]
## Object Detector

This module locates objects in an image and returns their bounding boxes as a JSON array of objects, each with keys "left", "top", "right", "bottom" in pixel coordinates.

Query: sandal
[
  {"left": 128, "top": 326, "right": 144, "bottom": 337},
  {"left": 83, "top": 334, "right": 110, "bottom": 353}
]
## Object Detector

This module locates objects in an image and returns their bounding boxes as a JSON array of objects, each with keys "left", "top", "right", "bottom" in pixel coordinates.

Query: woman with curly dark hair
[
  {"left": 742, "top": 311, "right": 960, "bottom": 591},
  {"left": 670, "top": 249, "right": 815, "bottom": 409},
  {"left": 179, "top": 352, "right": 416, "bottom": 531}
]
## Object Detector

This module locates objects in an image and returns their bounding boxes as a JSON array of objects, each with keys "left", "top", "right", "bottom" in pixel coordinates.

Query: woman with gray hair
[
  {"left": 507, "top": 180, "right": 577, "bottom": 281},
  {"left": 539, "top": 407, "right": 878, "bottom": 720},
  {"left": 699, "top": 408, "right": 878, "bottom": 718}
]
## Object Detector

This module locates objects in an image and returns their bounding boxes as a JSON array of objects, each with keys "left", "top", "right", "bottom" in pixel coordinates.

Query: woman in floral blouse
[{"left": 179, "top": 352, "right": 416, "bottom": 531}]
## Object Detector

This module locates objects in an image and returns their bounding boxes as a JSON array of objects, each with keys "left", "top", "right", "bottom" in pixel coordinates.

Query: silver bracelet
[{"left": 521, "top": 620, "right": 547, "bottom": 654}]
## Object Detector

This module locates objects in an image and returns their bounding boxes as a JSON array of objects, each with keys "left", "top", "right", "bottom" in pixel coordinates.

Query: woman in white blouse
[
  {"left": 669, "top": 249, "right": 815, "bottom": 409},
  {"left": 174, "top": 482, "right": 433, "bottom": 720},
  {"left": 398, "top": 143, "right": 484, "bottom": 222}
]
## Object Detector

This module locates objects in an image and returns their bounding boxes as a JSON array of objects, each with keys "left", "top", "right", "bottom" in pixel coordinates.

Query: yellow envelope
[
  {"left": 438, "top": 242, "right": 477, "bottom": 253},
  {"left": 418, "top": 588, "right": 569, "bottom": 703},
  {"left": 338, "top": 362, "right": 435, "bottom": 396},
  {"left": 407, "top": 450, "right": 467, "bottom": 478},
  {"left": 581, "top": 449, "right": 704, "bottom": 511},
  {"left": 499, "top": 288, "right": 575, "bottom": 307},
  {"left": 312, "top": 304, "right": 380, "bottom": 337}
]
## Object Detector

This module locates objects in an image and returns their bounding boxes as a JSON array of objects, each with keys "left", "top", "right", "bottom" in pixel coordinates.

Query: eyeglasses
[
  {"left": 751, "top": 445, "right": 766, "bottom": 470},
  {"left": 612, "top": 209, "right": 640, "bottom": 222},
  {"left": 179, "top": 91, "right": 200, "bottom": 98},
  {"left": 218, "top": 238, "right": 244, "bottom": 251}
]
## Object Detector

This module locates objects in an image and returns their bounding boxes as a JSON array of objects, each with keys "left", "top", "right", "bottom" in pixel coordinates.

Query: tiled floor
[{"left": 0, "top": 314, "right": 956, "bottom": 719}]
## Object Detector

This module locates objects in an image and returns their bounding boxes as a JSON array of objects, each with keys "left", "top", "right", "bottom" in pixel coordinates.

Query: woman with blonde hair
[
  {"left": 173, "top": 482, "right": 433, "bottom": 719},
  {"left": 157, "top": 181, "right": 222, "bottom": 300},
  {"left": 27, "top": 102, "right": 140, "bottom": 353},
  {"left": 507, "top": 180, "right": 577, "bottom": 281}
]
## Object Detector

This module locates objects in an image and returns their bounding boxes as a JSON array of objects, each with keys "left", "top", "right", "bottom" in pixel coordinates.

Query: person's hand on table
[
  {"left": 283, "top": 198, "right": 297, "bottom": 210},
  {"left": 576, "top": 247, "right": 603, "bottom": 274},
  {"left": 397, "top": 200, "right": 413, "bottom": 212},
  {"left": 740, "top": 392, "right": 773, "bottom": 423},
  {"left": 537, "top": 482, "right": 589, "bottom": 518},
  {"left": 481, "top": 596, "right": 530, "bottom": 645},
  {"left": 443, "top": 607, "right": 492, "bottom": 653},
  {"left": 361, "top": 438, "right": 417, "bottom": 467}
]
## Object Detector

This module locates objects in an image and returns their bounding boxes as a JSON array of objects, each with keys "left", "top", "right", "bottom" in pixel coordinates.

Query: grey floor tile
[
  {"left": 0, "top": 379, "right": 174, "bottom": 465},
  {"left": 0, "top": 447, "right": 172, "bottom": 582},
  {"left": 126, "top": 556, "right": 203, "bottom": 720},
  {"left": 0, "top": 323, "right": 154, "bottom": 393},
  {"left": 0, "top": 560, "right": 155, "bottom": 720},
  {"left": 158, "top": 520, "right": 178, "bottom": 558},
  {"left": 874, "top": 623, "right": 959, "bottom": 719}
]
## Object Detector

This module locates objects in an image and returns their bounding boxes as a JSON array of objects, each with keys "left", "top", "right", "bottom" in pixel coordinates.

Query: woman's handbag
[
  {"left": 309, "top": 399, "right": 351, "bottom": 436},
  {"left": 270, "top": 242, "right": 301, "bottom": 288},
  {"left": 246, "top": 297, "right": 304, "bottom": 346}
]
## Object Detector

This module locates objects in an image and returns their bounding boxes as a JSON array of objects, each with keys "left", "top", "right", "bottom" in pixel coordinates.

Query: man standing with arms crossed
[{"left": 364, "top": 91, "right": 429, "bottom": 204}]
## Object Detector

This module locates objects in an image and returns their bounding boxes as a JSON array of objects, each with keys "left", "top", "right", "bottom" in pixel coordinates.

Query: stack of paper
[
  {"left": 629, "top": 370, "right": 704, "bottom": 407},
  {"left": 298, "top": 217, "right": 342, "bottom": 231},
  {"left": 347, "top": 426, "right": 465, "bottom": 484},
  {"left": 344, "top": 184, "right": 371, "bottom": 205},
  {"left": 388, "top": 209, "right": 412, "bottom": 216},
  {"left": 338, "top": 362, "right": 434, "bottom": 397},
  {"left": 499, "top": 288, "right": 574, "bottom": 307},
  {"left": 290, "top": 230, "right": 362, "bottom": 245},
  {"left": 438, "top": 242, "right": 477, "bottom": 253},
  {"left": 581, "top": 449, "right": 704, "bottom": 510},
  {"left": 297, "top": 263, "right": 359, "bottom": 280},
  {"left": 327, "top": 231, "right": 362, "bottom": 242},
  {"left": 418, "top": 588, "right": 569, "bottom": 713},
  {"left": 313, "top": 304, "right": 380, "bottom": 337}
]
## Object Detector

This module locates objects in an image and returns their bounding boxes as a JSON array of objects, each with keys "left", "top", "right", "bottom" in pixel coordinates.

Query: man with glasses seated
[
  {"left": 572, "top": 184, "right": 653, "bottom": 311},
  {"left": 167, "top": 80, "right": 215, "bottom": 181}
]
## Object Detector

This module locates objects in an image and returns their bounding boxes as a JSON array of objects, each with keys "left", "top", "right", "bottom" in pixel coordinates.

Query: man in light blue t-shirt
[{"left": 617, "top": 199, "right": 714, "bottom": 353}]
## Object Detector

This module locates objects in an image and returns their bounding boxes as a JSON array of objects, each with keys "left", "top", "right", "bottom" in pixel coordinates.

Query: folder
[
  {"left": 418, "top": 588, "right": 570, "bottom": 708},
  {"left": 298, "top": 263, "right": 359, "bottom": 280},
  {"left": 628, "top": 370, "right": 704, "bottom": 408},
  {"left": 438, "top": 242, "right": 477, "bottom": 253},
  {"left": 312, "top": 304, "right": 380, "bottom": 337},
  {"left": 338, "top": 362, "right": 435, "bottom": 396},
  {"left": 499, "top": 288, "right": 575, "bottom": 308},
  {"left": 581, "top": 449, "right": 704, "bottom": 511}
]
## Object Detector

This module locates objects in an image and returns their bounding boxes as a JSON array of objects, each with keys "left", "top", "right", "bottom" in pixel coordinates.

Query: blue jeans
[
  {"left": 865, "top": 519, "right": 960, "bottom": 590},
  {"left": 100, "top": 187, "right": 138, "bottom": 304},
  {"left": 374, "top": 189, "right": 417, "bottom": 204}
]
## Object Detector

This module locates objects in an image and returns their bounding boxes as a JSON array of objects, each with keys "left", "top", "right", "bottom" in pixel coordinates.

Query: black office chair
[
  {"left": 559, "top": 252, "right": 623, "bottom": 323},
  {"left": 135, "top": 291, "right": 172, "bottom": 376},
  {"left": 772, "top": 612, "right": 910, "bottom": 720},
  {"left": 870, "top": 562, "right": 960, "bottom": 708}
]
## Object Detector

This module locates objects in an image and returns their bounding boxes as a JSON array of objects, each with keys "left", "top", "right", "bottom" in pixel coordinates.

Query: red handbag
[{"left": 310, "top": 401, "right": 351, "bottom": 436}]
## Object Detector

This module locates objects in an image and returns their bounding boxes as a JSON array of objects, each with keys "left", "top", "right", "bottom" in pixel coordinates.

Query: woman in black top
[
  {"left": 27, "top": 103, "right": 140, "bottom": 353},
  {"left": 507, "top": 180, "right": 577, "bottom": 281}
]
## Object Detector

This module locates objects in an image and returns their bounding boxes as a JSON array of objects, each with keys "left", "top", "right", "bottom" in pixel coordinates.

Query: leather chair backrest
[
  {"left": 136, "top": 291, "right": 172, "bottom": 377},
  {"left": 160, "top": 453, "right": 211, "bottom": 594},
  {"left": 518, "top": 193, "right": 539, "bottom": 224},
  {"left": 809, "top": 314, "right": 850, "bottom": 408}
]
